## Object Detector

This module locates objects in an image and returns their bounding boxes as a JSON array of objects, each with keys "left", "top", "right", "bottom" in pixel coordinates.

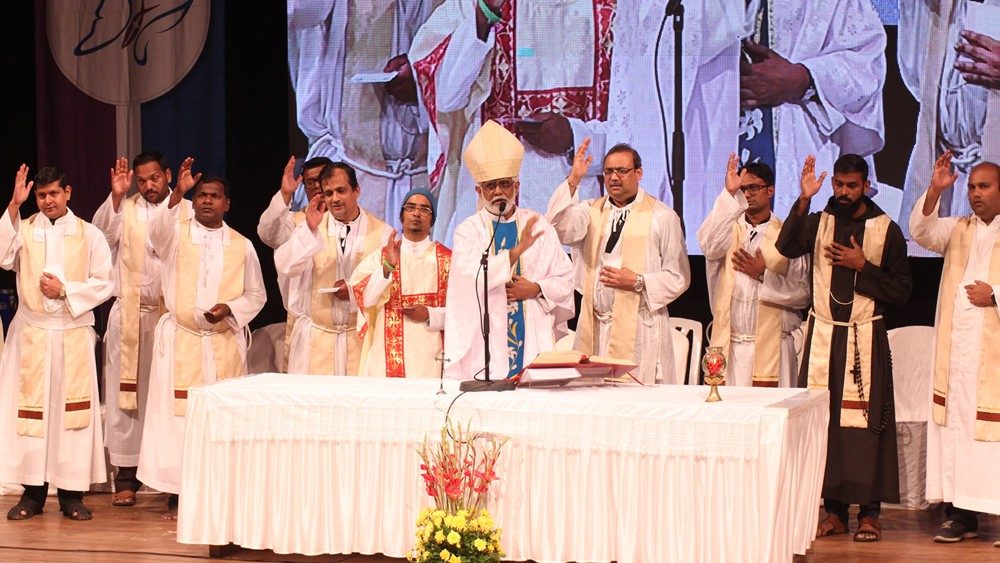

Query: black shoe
[{"left": 933, "top": 519, "right": 978, "bottom": 543}]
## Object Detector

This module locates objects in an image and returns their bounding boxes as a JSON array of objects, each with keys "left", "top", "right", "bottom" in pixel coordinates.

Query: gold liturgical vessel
[{"left": 701, "top": 346, "right": 727, "bottom": 403}]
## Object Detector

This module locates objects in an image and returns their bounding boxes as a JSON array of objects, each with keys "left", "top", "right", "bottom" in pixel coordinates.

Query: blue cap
[{"left": 402, "top": 187, "right": 437, "bottom": 223}]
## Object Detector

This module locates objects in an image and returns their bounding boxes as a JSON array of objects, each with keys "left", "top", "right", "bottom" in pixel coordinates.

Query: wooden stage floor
[{"left": 0, "top": 493, "right": 997, "bottom": 562}]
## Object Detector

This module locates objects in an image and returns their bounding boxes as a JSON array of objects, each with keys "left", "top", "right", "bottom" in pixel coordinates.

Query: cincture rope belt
[
  {"left": 808, "top": 309, "right": 887, "bottom": 433},
  {"left": 313, "top": 322, "right": 353, "bottom": 334},
  {"left": 808, "top": 309, "right": 882, "bottom": 327}
]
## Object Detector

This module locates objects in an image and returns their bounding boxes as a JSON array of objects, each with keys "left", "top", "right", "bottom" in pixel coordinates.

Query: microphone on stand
[{"left": 460, "top": 199, "right": 516, "bottom": 392}]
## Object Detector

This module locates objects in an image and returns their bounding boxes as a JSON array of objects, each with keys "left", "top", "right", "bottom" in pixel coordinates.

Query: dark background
[{"left": 0, "top": 4, "right": 941, "bottom": 336}]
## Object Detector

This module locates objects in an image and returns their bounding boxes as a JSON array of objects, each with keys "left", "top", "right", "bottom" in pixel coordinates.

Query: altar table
[{"left": 177, "top": 374, "right": 829, "bottom": 562}]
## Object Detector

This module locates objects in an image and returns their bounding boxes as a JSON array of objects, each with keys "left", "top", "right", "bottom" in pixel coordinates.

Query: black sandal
[
  {"left": 6, "top": 498, "right": 43, "bottom": 520},
  {"left": 59, "top": 499, "right": 93, "bottom": 521}
]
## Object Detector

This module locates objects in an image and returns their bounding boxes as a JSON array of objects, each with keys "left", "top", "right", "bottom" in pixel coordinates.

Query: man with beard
[
  {"left": 909, "top": 151, "right": 1000, "bottom": 547},
  {"left": 776, "top": 154, "right": 912, "bottom": 542},
  {"left": 93, "top": 152, "right": 184, "bottom": 507},
  {"left": 138, "top": 160, "right": 266, "bottom": 518},
  {"left": 697, "top": 155, "right": 809, "bottom": 388},
  {"left": 350, "top": 188, "right": 450, "bottom": 377},
  {"left": 257, "top": 155, "right": 332, "bottom": 371},
  {"left": 1, "top": 165, "right": 114, "bottom": 521},
  {"left": 443, "top": 120, "right": 574, "bottom": 382},
  {"left": 274, "top": 162, "right": 393, "bottom": 375},
  {"left": 545, "top": 139, "right": 690, "bottom": 385}
]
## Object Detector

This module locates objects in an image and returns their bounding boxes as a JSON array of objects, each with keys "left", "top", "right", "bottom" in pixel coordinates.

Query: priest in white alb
[
  {"left": 545, "top": 139, "right": 690, "bottom": 385},
  {"left": 697, "top": 155, "right": 809, "bottom": 387},
  {"left": 137, "top": 161, "right": 266, "bottom": 517},
  {"left": 92, "top": 152, "right": 173, "bottom": 507},
  {"left": 257, "top": 155, "right": 332, "bottom": 372},
  {"left": 909, "top": 151, "right": 1000, "bottom": 547},
  {"left": 351, "top": 188, "right": 451, "bottom": 377},
  {"left": 0, "top": 165, "right": 114, "bottom": 522},
  {"left": 274, "top": 162, "right": 392, "bottom": 376},
  {"left": 443, "top": 120, "right": 574, "bottom": 381}
]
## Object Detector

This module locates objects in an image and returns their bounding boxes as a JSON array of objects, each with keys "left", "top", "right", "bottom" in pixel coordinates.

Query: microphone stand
[
  {"left": 666, "top": 0, "right": 685, "bottom": 225},
  {"left": 460, "top": 200, "right": 517, "bottom": 392}
]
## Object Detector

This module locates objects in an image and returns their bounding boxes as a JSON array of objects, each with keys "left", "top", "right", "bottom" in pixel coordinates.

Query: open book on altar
[{"left": 517, "top": 351, "right": 638, "bottom": 386}]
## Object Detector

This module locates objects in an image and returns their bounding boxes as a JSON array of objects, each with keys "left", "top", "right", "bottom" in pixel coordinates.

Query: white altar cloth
[{"left": 177, "top": 374, "right": 829, "bottom": 563}]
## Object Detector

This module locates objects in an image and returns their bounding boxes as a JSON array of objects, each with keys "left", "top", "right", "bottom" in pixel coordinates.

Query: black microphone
[{"left": 460, "top": 197, "right": 517, "bottom": 392}]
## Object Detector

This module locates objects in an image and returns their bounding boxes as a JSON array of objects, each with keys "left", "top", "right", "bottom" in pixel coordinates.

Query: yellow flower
[
  {"left": 473, "top": 538, "right": 487, "bottom": 551},
  {"left": 435, "top": 530, "right": 446, "bottom": 543},
  {"left": 447, "top": 530, "right": 461, "bottom": 546},
  {"left": 449, "top": 555, "right": 461, "bottom": 563},
  {"left": 439, "top": 548, "right": 451, "bottom": 560},
  {"left": 432, "top": 509, "right": 446, "bottom": 519}
]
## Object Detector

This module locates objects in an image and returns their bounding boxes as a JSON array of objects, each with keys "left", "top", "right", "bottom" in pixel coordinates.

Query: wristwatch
[
  {"left": 58, "top": 286, "right": 66, "bottom": 300},
  {"left": 633, "top": 274, "right": 645, "bottom": 293}
]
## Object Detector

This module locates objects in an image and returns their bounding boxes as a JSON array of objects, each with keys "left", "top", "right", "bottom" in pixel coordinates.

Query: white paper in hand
[{"left": 349, "top": 72, "right": 399, "bottom": 84}]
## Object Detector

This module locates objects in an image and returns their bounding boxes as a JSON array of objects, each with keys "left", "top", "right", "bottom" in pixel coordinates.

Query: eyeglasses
[
  {"left": 477, "top": 178, "right": 517, "bottom": 192},
  {"left": 603, "top": 167, "right": 635, "bottom": 177},
  {"left": 739, "top": 183, "right": 771, "bottom": 195},
  {"left": 402, "top": 203, "right": 433, "bottom": 216}
]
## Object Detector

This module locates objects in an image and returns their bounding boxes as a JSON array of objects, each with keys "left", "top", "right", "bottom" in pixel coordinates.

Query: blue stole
[
  {"left": 738, "top": 0, "right": 776, "bottom": 170},
  {"left": 493, "top": 220, "right": 525, "bottom": 378}
]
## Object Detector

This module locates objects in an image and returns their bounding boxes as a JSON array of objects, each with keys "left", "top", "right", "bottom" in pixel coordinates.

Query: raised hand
[
  {"left": 382, "top": 231, "right": 401, "bottom": 276},
  {"left": 799, "top": 155, "right": 827, "bottom": 200},
  {"left": 279, "top": 156, "right": 301, "bottom": 205},
  {"left": 11, "top": 164, "right": 33, "bottom": 208},
  {"left": 177, "top": 157, "right": 201, "bottom": 195},
  {"left": 510, "top": 216, "right": 542, "bottom": 266},
  {"left": 110, "top": 157, "right": 133, "bottom": 198},
  {"left": 566, "top": 137, "right": 594, "bottom": 193},
  {"left": 305, "top": 194, "right": 326, "bottom": 232},
  {"left": 929, "top": 150, "right": 959, "bottom": 194},
  {"left": 955, "top": 30, "right": 1000, "bottom": 90},
  {"left": 724, "top": 153, "right": 747, "bottom": 195}
]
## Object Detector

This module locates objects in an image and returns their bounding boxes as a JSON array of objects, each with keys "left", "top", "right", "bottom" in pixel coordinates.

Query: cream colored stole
[
  {"left": 308, "top": 211, "right": 387, "bottom": 375},
  {"left": 807, "top": 212, "right": 890, "bottom": 428},
  {"left": 117, "top": 195, "right": 165, "bottom": 409},
  {"left": 281, "top": 211, "right": 308, "bottom": 373},
  {"left": 16, "top": 214, "right": 92, "bottom": 437},
  {"left": 708, "top": 218, "right": 789, "bottom": 386},
  {"left": 576, "top": 194, "right": 654, "bottom": 361},
  {"left": 172, "top": 220, "right": 246, "bottom": 416},
  {"left": 932, "top": 218, "right": 1000, "bottom": 441}
]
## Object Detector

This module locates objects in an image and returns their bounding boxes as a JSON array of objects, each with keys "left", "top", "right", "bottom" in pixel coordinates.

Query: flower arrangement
[{"left": 407, "top": 422, "right": 507, "bottom": 563}]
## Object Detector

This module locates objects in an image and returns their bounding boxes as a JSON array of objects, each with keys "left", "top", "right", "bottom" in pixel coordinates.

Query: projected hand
[
  {"left": 384, "top": 54, "right": 418, "bottom": 103},
  {"left": 955, "top": 30, "right": 1000, "bottom": 90},
  {"left": 518, "top": 112, "right": 572, "bottom": 155},
  {"left": 740, "top": 40, "right": 812, "bottom": 109}
]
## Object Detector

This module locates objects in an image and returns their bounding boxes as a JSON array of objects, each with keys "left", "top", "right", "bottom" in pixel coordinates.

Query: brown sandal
[
  {"left": 111, "top": 490, "right": 136, "bottom": 507},
  {"left": 816, "top": 513, "right": 847, "bottom": 538},
  {"left": 854, "top": 516, "right": 881, "bottom": 542}
]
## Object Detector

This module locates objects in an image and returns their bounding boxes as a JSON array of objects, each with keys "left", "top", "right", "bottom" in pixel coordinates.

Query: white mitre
[{"left": 462, "top": 120, "right": 525, "bottom": 183}]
